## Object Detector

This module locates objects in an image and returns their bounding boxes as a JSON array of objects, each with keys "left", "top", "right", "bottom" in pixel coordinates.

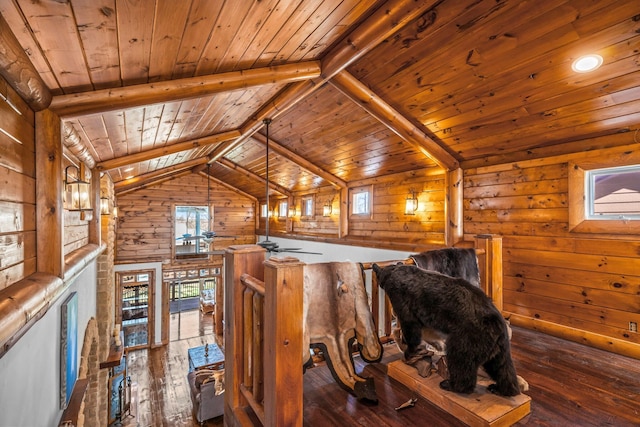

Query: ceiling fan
[{"left": 257, "top": 118, "right": 321, "bottom": 256}]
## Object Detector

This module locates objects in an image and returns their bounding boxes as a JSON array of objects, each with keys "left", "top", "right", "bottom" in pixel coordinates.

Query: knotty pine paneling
[
  {"left": 116, "top": 173, "right": 255, "bottom": 268},
  {"left": 0, "top": 79, "right": 35, "bottom": 290},
  {"left": 464, "top": 143, "right": 640, "bottom": 353}
]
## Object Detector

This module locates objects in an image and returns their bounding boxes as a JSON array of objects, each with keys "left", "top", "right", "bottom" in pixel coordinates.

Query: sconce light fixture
[
  {"left": 288, "top": 206, "right": 297, "bottom": 217},
  {"left": 64, "top": 165, "right": 92, "bottom": 211},
  {"left": 322, "top": 200, "right": 332, "bottom": 217},
  {"left": 404, "top": 189, "right": 418, "bottom": 215},
  {"left": 100, "top": 197, "right": 110, "bottom": 215}
]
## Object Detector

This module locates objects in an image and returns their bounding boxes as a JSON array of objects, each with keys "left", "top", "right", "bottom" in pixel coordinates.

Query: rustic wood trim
[
  {"left": 57, "top": 378, "right": 88, "bottom": 427},
  {"left": 445, "top": 168, "right": 464, "bottom": 246},
  {"left": 568, "top": 161, "right": 640, "bottom": 235},
  {"left": 339, "top": 187, "right": 349, "bottom": 238},
  {"left": 50, "top": 62, "right": 321, "bottom": 119},
  {"left": 88, "top": 168, "right": 100, "bottom": 244},
  {"left": 35, "top": 109, "right": 63, "bottom": 277},
  {"left": 63, "top": 124, "right": 95, "bottom": 169},
  {"left": 217, "top": 157, "right": 291, "bottom": 197},
  {"left": 0, "top": 14, "right": 52, "bottom": 111},
  {"left": 331, "top": 70, "right": 458, "bottom": 171},
  {"left": 63, "top": 243, "right": 105, "bottom": 285},
  {"left": 508, "top": 313, "right": 640, "bottom": 360},
  {"left": 475, "top": 235, "right": 503, "bottom": 312},
  {"left": 250, "top": 132, "right": 346, "bottom": 189},
  {"left": 97, "top": 130, "right": 240, "bottom": 171},
  {"left": 114, "top": 159, "right": 206, "bottom": 194}
]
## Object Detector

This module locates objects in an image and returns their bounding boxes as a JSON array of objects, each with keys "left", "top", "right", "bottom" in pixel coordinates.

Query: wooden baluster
[{"left": 475, "top": 235, "right": 503, "bottom": 312}]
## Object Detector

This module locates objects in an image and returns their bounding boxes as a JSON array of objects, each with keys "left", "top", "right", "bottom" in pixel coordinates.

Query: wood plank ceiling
[{"left": 2, "top": 0, "right": 639, "bottom": 199}]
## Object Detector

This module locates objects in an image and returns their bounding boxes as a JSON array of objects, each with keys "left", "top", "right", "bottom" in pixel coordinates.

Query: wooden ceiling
[{"left": 2, "top": 0, "right": 639, "bottom": 199}]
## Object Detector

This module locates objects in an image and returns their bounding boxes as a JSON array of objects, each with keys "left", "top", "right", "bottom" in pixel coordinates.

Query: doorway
[{"left": 116, "top": 270, "right": 154, "bottom": 350}]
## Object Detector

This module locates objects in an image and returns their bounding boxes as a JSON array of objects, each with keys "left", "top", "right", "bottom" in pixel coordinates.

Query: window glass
[
  {"left": 175, "top": 205, "right": 210, "bottom": 258},
  {"left": 279, "top": 200, "right": 288, "bottom": 217},
  {"left": 352, "top": 190, "right": 370, "bottom": 215},
  {"left": 587, "top": 166, "right": 640, "bottom": 220},
  {"left": 302, "top": 196, "right": 314, "bottom": 217}
]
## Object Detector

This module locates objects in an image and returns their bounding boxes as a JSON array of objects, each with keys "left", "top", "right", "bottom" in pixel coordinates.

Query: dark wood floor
[{"left": 123, "top": 311, "right": 640, "bottom": 426}]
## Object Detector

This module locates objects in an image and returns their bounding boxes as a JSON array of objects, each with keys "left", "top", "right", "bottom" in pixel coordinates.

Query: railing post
[
  {"left": 224, "top": 245, "right": 266, "bottom": 423},
  {"left": 475, "top": 235, "right": 503, "bottom": 312},
  {"left": 263, "top": 256, "right": 304, "bottom": 427}
]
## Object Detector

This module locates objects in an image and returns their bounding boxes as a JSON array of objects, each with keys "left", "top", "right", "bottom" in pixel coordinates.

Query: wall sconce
[
  {"left": 64, "top": 165, "right": 92, "bottom": 211},
  {"left": 322, "top": 201, "right": 332, "bottom": 217},
  {"left": 404, "top": 189, "right": 418, "bottom": 215},
  {"left": 288, "top": 206, "right": 297, "bottom": 217},
  {"left": 100, "top": 197, "right": 110, "bottom": 215}
]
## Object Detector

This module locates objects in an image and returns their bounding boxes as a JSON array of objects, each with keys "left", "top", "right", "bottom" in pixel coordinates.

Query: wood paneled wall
[
  {"left": 0, "top": 78, "right": 36, "bottom": 290},
  {"left": 464, "top": 142, "right": 640, "bottom": 357},
  {"left": 116, "top": 173, "right": 255, "bottom": 268}
]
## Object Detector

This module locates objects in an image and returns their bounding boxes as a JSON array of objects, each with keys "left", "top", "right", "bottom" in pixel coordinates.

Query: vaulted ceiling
[{"left": 2, "top": 0, "right": 639, "bottom": 199}]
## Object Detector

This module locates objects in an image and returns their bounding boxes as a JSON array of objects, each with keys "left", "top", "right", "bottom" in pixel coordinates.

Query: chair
[
  {"left": 200, "top": 288, "right": 215, "bottom": 314},
  {"left": 187, "top": 369, "right": 224, "bottom": 425}
]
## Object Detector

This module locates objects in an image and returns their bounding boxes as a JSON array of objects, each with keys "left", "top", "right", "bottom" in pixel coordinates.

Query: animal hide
[{"left": 303, "top": 261, "right": 382, "bottom": 402}]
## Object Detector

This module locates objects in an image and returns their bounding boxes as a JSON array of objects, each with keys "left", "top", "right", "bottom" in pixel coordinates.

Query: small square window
[
  {"left": 301, "top": 195, "right": 314, "bottom": 218},
  {"left": 350, "top": 186, "right": 372, "bottom": 217},
  {"left": 586, "top": 166, "right": 640, "bottom": 220},
  {"left": 278, "top": 200, "right": 288, "bottom": 218},
  {"left": 260, "top": 204, "right": 268, "bottom": 218}
]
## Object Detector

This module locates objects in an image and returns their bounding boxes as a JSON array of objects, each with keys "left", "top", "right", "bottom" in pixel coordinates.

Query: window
[
  {"left": 278, "top": 200, "right": 288, "bottom": 218},
  {"left": 568, "top": 161, "right": 640, "bottom": 234},
  {"left": 586, "top": 165, "right": 640, "bottom": 220},
  {"left": 301, "top": 195, "right": 314, "bottom": 219},
  {"left": 260, "top": 203, "right": 268, "bottom": 218},
  {"left": 350, "top": 185, "right": 372, "bottom": 217},
  {"left": 174, "top": 205, "right": 211, "bottom": 258}
]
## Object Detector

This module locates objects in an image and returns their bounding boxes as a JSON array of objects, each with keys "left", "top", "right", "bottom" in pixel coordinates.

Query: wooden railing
[
  {"left": 224, "top": 245, "right": 304, "bottom": 426},
  {"left": 223, "top": 236, "right": 502, "bottom": 426}
]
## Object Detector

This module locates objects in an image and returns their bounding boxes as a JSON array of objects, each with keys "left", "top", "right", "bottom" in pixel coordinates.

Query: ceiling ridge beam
[
  {"left": 208, "top": 0, "right": 440, "bottom": 162},
  {"left": 96, "top": 129, "right": 241, "bottom": 171},
  {"left": 198, "top": 171, "right": 257, "bottom": 202},
  {"left": 250, "top": 132, "right": 346, "bottom": 189},
  {"left": 116, "top": 171, "right": 191, "bottom": 196},
  {"left": 216, "top": 157, "right": 291, "bottom": 197},
  {"left": 50, "top": 61, "right": 322, "bottom": 119},
  {"left": 114, "top": 157, "right": 207, "bottom": 194},
  {"left": 330, "top": 70, "right": 459, "bottom": 171}
]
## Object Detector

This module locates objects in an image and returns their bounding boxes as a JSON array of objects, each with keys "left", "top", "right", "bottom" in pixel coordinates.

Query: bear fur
[{"left": 373, "top": 263, "right": 521, "bottom": 396}]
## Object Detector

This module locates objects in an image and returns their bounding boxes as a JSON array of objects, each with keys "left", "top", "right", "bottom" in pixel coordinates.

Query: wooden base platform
[{"left": 387, "top": 360, "right": 530, "bottom": 427}]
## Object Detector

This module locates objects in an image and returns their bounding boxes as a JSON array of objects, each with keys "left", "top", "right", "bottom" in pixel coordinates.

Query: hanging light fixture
[
  {"left": 64, "top": 165, "right": 92, "bottom": 211},
  {"left": 404, "top": 189, "right": 418, "bottom": 215}
]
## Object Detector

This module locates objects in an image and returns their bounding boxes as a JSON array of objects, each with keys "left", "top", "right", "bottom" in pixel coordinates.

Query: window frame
[
  {"left": 300, "top": 194, "right": 315, "bottom": 220},
  {"left": 173, "top": 204, "right": 212, "bottom": 260},
  {"left": 349, "top": 185, "right": 373, "bottom": 219},
  {"left": 278, "top": 199, "right": 288, "bottom": 218},
  {"left": 568, "top": 161, "right": 640, "bottom": 234}
]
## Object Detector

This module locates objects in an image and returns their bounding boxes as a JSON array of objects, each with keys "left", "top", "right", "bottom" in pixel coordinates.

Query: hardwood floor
[{"left": 122, "top": 311, "right": 640, "bottom": 427}]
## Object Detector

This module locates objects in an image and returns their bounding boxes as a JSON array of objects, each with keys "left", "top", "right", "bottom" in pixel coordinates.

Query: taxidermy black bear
[{"left": 372, "top": 263, "right": 521, "bottom": 396}]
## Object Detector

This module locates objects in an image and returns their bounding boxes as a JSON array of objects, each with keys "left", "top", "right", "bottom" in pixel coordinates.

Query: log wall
[
  {"left": 0, "top": 77, "right": 36, "bottom": 291},
  {"left": 116, "top": 173, "right": 255, "bottom": 268},
  {"left": 464, "top": 142, "right": 640, "bottom": 357}
]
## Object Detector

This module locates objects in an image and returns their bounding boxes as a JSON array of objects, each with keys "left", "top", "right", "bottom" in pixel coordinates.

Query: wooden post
[
  {"left": 339, "top": 187, "right": 349, "bottom": 238},
  {"left": 263, "top": 256, "right": 304, "bottom": 427},
  {"left": 223, "top": 245, "right": 266, "bottom": 422},
  {"left": 35, "top": 109, "right": 63, "bottom": 277},
  {"left": 475, "top": 235, "right": 503, "bottom": 312},
  {"left": 446, "top": 168, "right": 464, "bottom": 247}
]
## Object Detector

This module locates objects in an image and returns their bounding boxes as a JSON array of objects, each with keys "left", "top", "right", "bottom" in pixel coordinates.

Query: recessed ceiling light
[{"left": 571, "top": 54, "right": 603, "bottom": 73}]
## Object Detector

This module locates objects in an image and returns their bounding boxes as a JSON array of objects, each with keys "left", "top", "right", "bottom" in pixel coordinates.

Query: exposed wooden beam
[
  {"left": 330, "top": 70, "right": 459, "bottom": 171},
  {"left": 50, "top": 62, "right": 321, "bottom": 119},
  {"left": 217, "top": 157, "right": 291, "bottom": 197},
  {"left": 114, "top": 157, "right": 207, "bottom": 194},
  {"left": 116, "top": 171, "right": 191, "bottom": 196},
  {"left": 96, "top": 130, "right": 240, "bottom": 171},
  {"left": 0, "top": 13, "right": 52, "bottom": 111},
  {"left": 198, "top": 171, "right": 257, "bottom": 202},
  {"left": 63, "top": 124, "right": 96, "bottom": 169},
  {"left": 250, "top": 132, "right": 346, "bottom": 189},
  {"left": 208, "top": 0, "right": 439, "bottom": 163}
]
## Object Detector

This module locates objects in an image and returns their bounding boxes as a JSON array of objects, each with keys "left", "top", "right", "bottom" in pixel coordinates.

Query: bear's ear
[{"left": 372, "top": 264, "right": 381, "bottom": 275}]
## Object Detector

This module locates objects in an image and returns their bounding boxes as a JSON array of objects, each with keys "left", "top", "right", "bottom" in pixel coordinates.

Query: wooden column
[
  {"left": 446, "top": 168, "right": 464, "bottom": 246},
  {"left": 223, "top": 245, "right": 266, "bottom": 423},
  {"left": 475, "top": 235, "right": 503, "bottom": 311},
  {"left": 339, "top": 187, "right": 349, "bottom": 238},
  {"left": 35, "top": 109, "right": 63, "bottom": 277},
  {"left": 263, "top": 256, "right": 304, "bottom": 427},
  {"left": 88, "top": 168, "right": 100, "bottom": 245}
]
